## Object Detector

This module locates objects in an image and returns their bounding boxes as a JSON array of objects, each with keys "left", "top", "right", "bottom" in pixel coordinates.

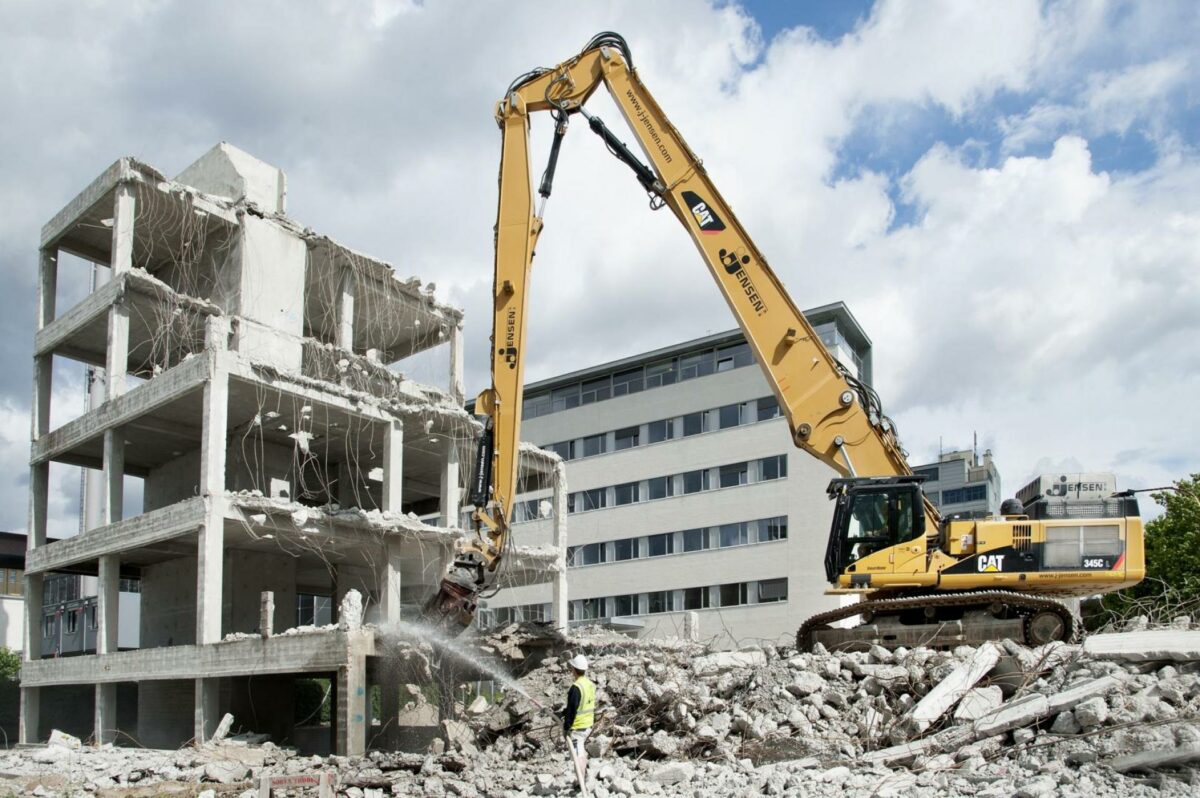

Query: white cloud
[{"left": 0, "top": 0, "right": 1196, "bottom": 528}]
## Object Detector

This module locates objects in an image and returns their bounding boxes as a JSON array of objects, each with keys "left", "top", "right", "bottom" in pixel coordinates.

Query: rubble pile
[{"left": 1, "top": 622, "right": 1197, "bottom": 797}]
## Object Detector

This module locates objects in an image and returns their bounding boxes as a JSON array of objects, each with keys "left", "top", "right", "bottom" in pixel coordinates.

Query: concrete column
[
  {"left": 448, "top": 321, "right": 465, "bottom": 406},
  {"left": 105, "top": 185, "right": 135, "bottom": 399},
  {"left": 195, "top": 678, "right": 220, "bottom": 743},
  {"left": 37, "top": 248, "right": 57, "bottom": 330},
  {"left": 260, "top": 591, "right": 274, "bottom": 638},
  {"left": 337, "top": 461, "right": 358, "bottom": 509},
  {"left": 31, "top": 356, "right": 52, "bottom": 445},
  {"left": 379, "top": 539, "right": 403, "bottom": 626},
  {"left": 94, "top": 684, "right": 117, "bottom": 745},
  {"left": 97, "top": 555, "right": 119, "bottom": 654},
  {"left": 439, "top": 440, "right": 460, "bottom": 528},
  {"left": 19, "top": 688, "right": 39, "bottom": 745},
  {"left": 381, "top": 421, "right": 402, "bottom": 513},
  {"left": 335, "top": 655, "right": 367, "bottom": 756},
  {"left": 196, "top": 367, "right": 229, "bottom": 645},
  {"left": 102, "top": 429, "right": 124, "bottom": 526},
  {"left": 551, "top": 462, "right": 568, "bottom": 631},
  {"left": 337, "top": 268, "right": 356, "bottom": 352}
]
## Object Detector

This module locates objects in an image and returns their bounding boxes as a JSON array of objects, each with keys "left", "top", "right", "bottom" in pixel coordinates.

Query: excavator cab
[{"left": 824, "top": 476, "right": 926, "bottom": 584}]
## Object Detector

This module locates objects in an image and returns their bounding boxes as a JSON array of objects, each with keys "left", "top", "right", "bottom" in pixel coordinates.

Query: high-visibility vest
[{"left": 571, "top": 675, "right": 596, "bottom": 730}]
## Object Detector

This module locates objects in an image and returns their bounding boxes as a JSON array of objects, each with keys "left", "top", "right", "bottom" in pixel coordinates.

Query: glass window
[
  {"left": 757, "top": 395, "right": 780, "bottom": 422},
  {"left": 66, "top": 611, "right": 78, "bottom": 634},
  {"left": 582, "top": 434, "right": 607, "bottom": 458},
  {"left": 647, "top": 476, "right": 673, "bottom": 500},
  {"left": 647, "top": 591, "right": 674, "bottom": 614},
  {"left": 943, "top": 485, "right": 987, "bottom": 504},
  {"left": 846, "top": 492, "right": 892, "bottom": 564},
  {"left": 682, "top": 412, "right": 705, "bottom": 437},
  {"left": 718, "top": 582, "right": 747, "bottom": 607},
  {"left": 88, "top": 606, "right": 98, "bottom": 630},
  {"left": 682, "top": 469, "right": 708, "bottom": 494},
  {"left": 578, "top": 598, "right": 604, "bottom": 619},
  {"left": 716, "top": 342, "right": 752, "bottom": 371},
  {"left": 547, "top": 440, "right": 575, "bottom": 461},
  {"left": 683, "top": 587, "right": 709, "bottom": 610},
  {"left": 683, "top": 528, "right": 707, "bottom": 552},
  {"left": 119, "top": 578, "right": 141, "bottom": 594},
  {"left": 762, "top": 516, "right": 788, "bottom": 541},
  {"left": 645, "top": 359, "right": 677, "bottom": 388},
  {"left": 720, "top": 522, "right": 749, "bottom": 548},
  {"left": 718, "top": 403, "right": 744, "bottom": 430},
  {"left": 551, "top": 385, "right": 581, "bottom": 412},
  {"left": 614, "top": 538, "right": 639, "bottom": 561},
  {"left": 5, "top": 569, "right": 22, "bottom": 596},
  {"left": 523, "top": 393, "right": 551, "bottom": 419},
  {"left": 587, "top": 489, "right": 607, "bottom": 512},
  {"left": 614, "top": 426, "right": 640, "bottom": 450},
  {"left": 679, "top": 350, "right": 716, "bottom": 381},
  {"left": 719, "top": 462, "right": 748, "bottom": 488},
  {"left": 913, "top": 466, "right": 940, "bottom": 483},
  {"left": 647, "top": 419, "right": 674, "bottom": 444},
  {"left": 576, "top": 543, "right": 606, "bottom": 566},
  {"left": 646, "top": 533, "right": 674, "bottom": 557},
  {"left": 44, "top": 615, "right": 54, "bottom": 637},
  {"left": 613, "top": 595, "right": 637, "bottom": 617},
  {"left": 758, "top": 578, "right": 788, "bottom": 603},
  {"left": 760, "top": 454, "right": 787, "bottom": 481},
  {"left": 612, "top": 368, "right": 644, "bottom": 397},
  {"left": 614, "top": 482, "right": 639, "bottom": 506},
  {"left": 581, "top": 377, "right": 611, "bottom": 405}
]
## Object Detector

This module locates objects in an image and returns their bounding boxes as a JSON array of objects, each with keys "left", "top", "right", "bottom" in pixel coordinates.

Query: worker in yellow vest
[{"left": 562, "top": 654, "right": 596, "bottom": 768}]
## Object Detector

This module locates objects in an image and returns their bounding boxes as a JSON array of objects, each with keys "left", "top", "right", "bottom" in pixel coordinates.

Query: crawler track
[{"left": 796, "top": 590, "right": 1078, "bottom": 652}]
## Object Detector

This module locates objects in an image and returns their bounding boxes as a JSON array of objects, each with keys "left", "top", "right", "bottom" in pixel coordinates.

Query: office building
[
  {"left": 911, "top": 449, "right": 1002, "bottom": 518},
  {"left": 480, "top": 303, "right": 872, "bottom": 646}
]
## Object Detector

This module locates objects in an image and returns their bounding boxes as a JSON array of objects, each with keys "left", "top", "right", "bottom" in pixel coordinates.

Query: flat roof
[{"left": 524, "top": 301, "right": 871, "bottom": 394}]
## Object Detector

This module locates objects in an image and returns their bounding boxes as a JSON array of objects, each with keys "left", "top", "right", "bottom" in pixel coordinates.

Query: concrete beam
[
  {"left": 379, "top": 539, "right": 402, "bottom": 626},
  {"left": 41, "top": 160, "right": 135, "bottom": 249},
  {"left": 26, "top": 497, "right": 205, "bottom": 574},
  {"left": 33, "top": 277, "right": 116, "bottom": 359},
  {"left": 1083, "top": 630, "right": 1200, "bottom": 662},
  {"left": 911, "top": 642, "right": 1000, "bottom": 733},
  {"left": 21, "top": 630, "right": 376, "bottom": 686},
  {"left": 33, "top": 352, "right": 208, "bottom": 466}
]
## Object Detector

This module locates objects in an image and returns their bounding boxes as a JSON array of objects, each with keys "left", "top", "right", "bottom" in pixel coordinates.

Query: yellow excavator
[{"left": 424, "top": 32, "right": 1145, "bottom": 650}]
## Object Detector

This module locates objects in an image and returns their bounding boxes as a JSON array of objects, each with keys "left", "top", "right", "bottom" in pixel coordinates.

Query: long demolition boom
[{"left": 426, "top": 32, "right": 936, "bottom": 628}]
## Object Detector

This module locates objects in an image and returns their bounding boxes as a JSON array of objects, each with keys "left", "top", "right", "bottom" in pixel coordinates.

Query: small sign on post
[{"left": 258, "top": 772, "right": 334, "bottom": 798}]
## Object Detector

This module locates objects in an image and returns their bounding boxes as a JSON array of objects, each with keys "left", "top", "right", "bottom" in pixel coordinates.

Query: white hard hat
[{"left": 569, "top": 654, "right": 589, "bottom": 671}]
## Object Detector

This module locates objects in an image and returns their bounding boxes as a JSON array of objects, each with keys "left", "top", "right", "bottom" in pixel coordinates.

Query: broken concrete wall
[
  {"left": 137, "top": 679, "right": 194, "bottom": 749},
  {"left": 139, "top": 555, "right": 197, "bottom": 648},
  {"left": 222, "top": 550, "right": 298, "bottom": 635},
  {"left": 143, "top": 450, "right": 202, "bottom": 513},
  {"left": 175, "top": 142, "right": 287, "bottom": 214},
  {"left": 221, "top": 216, "right": 306, "bottom": 372}
]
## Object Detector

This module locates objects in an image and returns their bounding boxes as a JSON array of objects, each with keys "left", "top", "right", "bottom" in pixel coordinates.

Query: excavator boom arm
[{"left": 426, "top": 33, "right": 936, "bottom": 628}]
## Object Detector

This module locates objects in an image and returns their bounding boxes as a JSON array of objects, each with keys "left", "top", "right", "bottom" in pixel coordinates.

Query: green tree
[
  {"left": 0, "top": 647, "right": 20, "bottom": 682},
  {"left": 1103, "top": 474, "right": 1200, "bottom": 620}
]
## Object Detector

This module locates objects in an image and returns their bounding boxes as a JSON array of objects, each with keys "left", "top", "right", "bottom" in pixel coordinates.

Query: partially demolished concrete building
[{"left": 21, "top": 143, "right": 565, "bottom": 754}]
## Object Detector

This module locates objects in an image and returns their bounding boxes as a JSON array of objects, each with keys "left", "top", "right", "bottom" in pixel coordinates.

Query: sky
[{"left": 0, "top": 0, "right": 1197, "bottom": 537}]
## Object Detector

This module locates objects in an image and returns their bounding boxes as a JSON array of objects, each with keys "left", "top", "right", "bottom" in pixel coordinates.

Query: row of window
[
  {"left": 0, "top": 568, "right": 22, "bottom": 597},
  {"left": 566, "top": 455, "right": 788, "bottom": 514},
  {"left": 523, "top": 341, "right": 756, "bottom": 419},
  {"left": 941, "top": 485, "right": 988, "bottom": 505},
  {"left": 476, "top": 602, "right": 551, "bottom": 630},
  {"left": 44, "top": 606, "right": 98, "bottom": 636},
  {"left": 567, "top": 516, "right": 788, "bottom": 567},
  {"left": 569, "top": 578, "right": 788, "bottom": 620},
  {"left": 542, "top": 395, "right": 782, "bottom": 462}
]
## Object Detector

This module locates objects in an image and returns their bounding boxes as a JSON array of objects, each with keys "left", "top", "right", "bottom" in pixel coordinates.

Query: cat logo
[
  {"left": 977, "top": 554, "right": 1006, "bottom": 573},
  {"left": 681, "top": 190, "right": 726, "bottom": 234}
]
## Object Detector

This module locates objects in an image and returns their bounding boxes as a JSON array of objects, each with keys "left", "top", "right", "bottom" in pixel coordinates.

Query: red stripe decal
[{"left": 1112, "top": 553, "right": 1125, "bottom": 571}]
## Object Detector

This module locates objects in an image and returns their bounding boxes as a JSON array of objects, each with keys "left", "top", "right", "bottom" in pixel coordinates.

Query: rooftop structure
[{"left": 22, "top": 143, "right": 564, "bottom": 754}]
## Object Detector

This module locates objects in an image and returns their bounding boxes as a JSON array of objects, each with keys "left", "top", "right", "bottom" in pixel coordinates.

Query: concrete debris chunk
[
  {"left": 910, "top": 642, "right": 1000, "bottom": 732},
  {"left": 1083, "top": 630, "right": 1200, "bottom": 662},
  {"left": 338, "top": 588, "right": 364, "bottom": 631},
  {"left": 1110, "top": 743, "right": 1200, "bottom": 773},
  {"left": 48, "top": 729, "right": 82, "bottom": 750},
  {"left": 972, "top": 693, "right": 1050, "bottom": 738},
  {"left": 691, "top": 649, "right": 766, "bottom": 675},
  {"left": 1045, "top": 675, "right": 1122, "bottom": 714},
  {"left": 953, "top": 685, "right": 1003, "bottom": 722}
]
